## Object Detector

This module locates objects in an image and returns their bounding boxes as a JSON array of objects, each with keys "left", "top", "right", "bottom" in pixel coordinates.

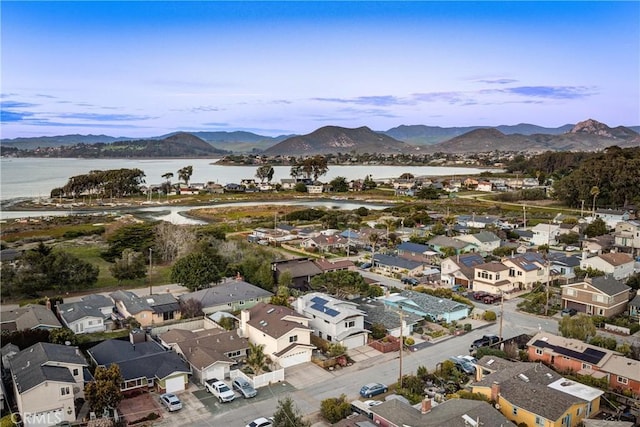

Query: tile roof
[
  {"left": 179, "top": 279, "right": 273, "bottom": 308},
  {"left": 246, "top": 302, "right": 311, "bottom": 339},
  {"left": 9, "top": 342, "right": 87, "bottom": 393}
]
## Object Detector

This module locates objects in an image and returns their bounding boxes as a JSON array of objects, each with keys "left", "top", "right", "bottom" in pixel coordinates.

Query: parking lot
[{"left": 193, "top": 381, "right": 296, "bottom": 414}]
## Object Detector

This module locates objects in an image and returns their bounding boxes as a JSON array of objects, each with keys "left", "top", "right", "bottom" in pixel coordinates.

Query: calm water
[{"left": 0, "top": 157, "right": 496, "bottom": 201}]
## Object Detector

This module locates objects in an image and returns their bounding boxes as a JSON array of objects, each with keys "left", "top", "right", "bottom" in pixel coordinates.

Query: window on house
[
  {"left": 617, "top": 376, "right": 629, "bottom": 385},
  {"left": 509, "top": 269, "right": 515, "bottom": 277},
  {"left": 238, "top": 300, "right": 245, "bottom": 305},
  {"left": 566, "top": 288, "right": 576, "bottom": 296},
  {"left": 327, "top": 335, "right": 332, "bottom": 342},
  {"left": 598, "top": 308, "right": 604, "bottom": 315},
  {"left": 227, "top": 350, "right": 241, "bottom": 358},
  {"left": 289, "top": 335, "right": 298, "bottom": 343},
  {"left": 496, "top": 273, "right": 500, "bottom": 280},
  {"left": 163, "top": 311, "right": 175, "bottom": 321},
  {"left": 61, "top": 387, "right": 70, "bottom": 396},
  {"left": 535, "top": 416, "right": 544, "bottom": 426},
  {"left": 73, "top": 368, "right": 79, "bottom": 376},
  {"left": 536, "top": 349, "right": 543, "bottom": 355},
  {"left": 512, "top": 407, "right": 518, "bottom": 416},
  {"left": 582, "top": 363, "right": 592, "bottom": 370},
  {"left": 324, "top": 320, "right": 329, "bottom": 324},
  {"left": 345, "top": 320, "right": 355, "bottom": 328},
  {"left": 518, "top": 271, "right": 522, "bottom": 276}
]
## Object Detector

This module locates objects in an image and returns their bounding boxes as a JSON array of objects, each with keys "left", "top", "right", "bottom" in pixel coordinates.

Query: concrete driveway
[{"left": 193, "top": 380, "right": 296, "bottom": 415}]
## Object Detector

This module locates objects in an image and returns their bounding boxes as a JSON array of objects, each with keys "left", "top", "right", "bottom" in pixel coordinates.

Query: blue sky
[{"left": 1, "top": 1, "right": 639, "bottom": 139}]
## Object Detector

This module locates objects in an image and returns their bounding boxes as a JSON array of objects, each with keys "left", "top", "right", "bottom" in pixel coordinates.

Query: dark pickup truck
[{"left": 469, "top": 334, "right": 501, "bottom": 352}]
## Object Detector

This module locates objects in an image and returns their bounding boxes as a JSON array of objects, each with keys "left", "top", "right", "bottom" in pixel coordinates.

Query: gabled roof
[
  {"left": 1, "top": 304, "right": 62, "bottom": 331},
  {"left": 548, "top": 253, "right": 581, "bottom": 268},
  {"left": 353, "top": 297, "right": 422, "bottom": 331},
  {"left": 373, "top": 254, "right": 423, "bottom": 270},
  {"left": 246, "top": 302, "right": 311, "bottom": 339},
  {"left": 179, "top": 279, "right": 273, "bottom": 308},
  {"left": 475, "top": 262, "right": 509, "bottom": 272},
  {"left": 527, "top": 332, "right": 617, "bottom": 367},
  {"left": 9, "top": 342, "right": 87, "bottom": 394},
  {"left": 163, "top": 329, "right": 249, "bottom": 370},
  {"left": 630, "top": 293, "right": 640, "bottom": 308},
  {"left": 473, "top": 231, "right": 501, "bottom": 243},
  {"left": 313, "top": 258, "right": 355, "bottom": 272},
  {"left": 57, "top": 301, "right": 106, "bottom": 324},
  {"left": 597, "top": 252, "right": 634, "bottom": 267},
  {"left": 88, "top": 339, "right": 165, "bottom": 366},
  {"left": 587, "top": 276, "right": 631, "bottom": 296},
  {"left": 427, "top": 235, "right": 472, "bottom": 250},
  {"left": 472, "top": 360, "right": 602, "bottom": 421},
  {"left": 110, "top": 290, "right": 180, "bottom": 315},
  {"left": 397, "top": 241, "right": 430, "bottom": 253},
  {"left": 273, "top": 258, "right": 323, "bottom": 278},
  {"left": 296, "top": 292, "right": 365, "bottom": 322}
]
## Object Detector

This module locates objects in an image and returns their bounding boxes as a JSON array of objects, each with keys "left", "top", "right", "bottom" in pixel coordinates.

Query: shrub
[
  {"left": 483, "top": 311, "right": 497, "bottom": 321},
  {"left": 320, "top": 394, "right": 352, "bottom": 423},
  {"left": 404, "top": 337, "right": 415, "bottom": 346},
  {"left": 463, "top": 323, "right": 472, "bottom": 332}
]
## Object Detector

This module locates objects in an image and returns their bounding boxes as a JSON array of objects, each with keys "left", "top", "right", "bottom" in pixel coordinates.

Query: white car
[
  {"left": 205, "top": 378, "right": 235, "bottom": 403},
  {"left": 246, "top": 417, "right": 273, "bottom": 427},
  {"left": 565, "top": 245, "right": 580, "bottom": 251}
]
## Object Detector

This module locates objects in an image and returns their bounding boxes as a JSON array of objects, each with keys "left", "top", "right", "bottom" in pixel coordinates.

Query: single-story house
[{"left": 178, "top": 278, "right": 273, "bottom": 315}]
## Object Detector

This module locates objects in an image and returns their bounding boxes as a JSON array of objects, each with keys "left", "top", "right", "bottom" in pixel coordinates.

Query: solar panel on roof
[
  {"left": 532, "top": 340, "right": 607, "bottom": 365},
  {"left": 523, "top": 264, "right": 538, "bottom": 271},
  {"left": 311, "top": 296, "right": 327, "bottom": 304}
]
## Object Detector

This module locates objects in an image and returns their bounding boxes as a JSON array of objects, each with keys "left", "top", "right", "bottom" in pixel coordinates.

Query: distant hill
[
  {"left": 426, "top": 119, "right": 640, "bottom": 153},
  {"left": 262, "top": 126, "right": 417, "bottom": 155},
  {"left": 157, "top": 131, "right": 290, "bottom": 153},
  {"left": 0, "top": 134, "right": 129, "bottom": 149},
  {"left": 382, "top": 123, "right": 574, "bottom": 145}
]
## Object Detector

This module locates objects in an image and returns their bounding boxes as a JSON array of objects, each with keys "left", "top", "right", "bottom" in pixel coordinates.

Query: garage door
[
  {"left": 278, "top": 350, "right": 310, "bottom": 368},
  {"left": 202, "top": 366, "right": 226, "bottom": 383},
  {"left": 165, "top": 375, "right": 185, "bottom": 393},
  {"left": 342, "top": 334, "right": 366, "bottom": 349}
]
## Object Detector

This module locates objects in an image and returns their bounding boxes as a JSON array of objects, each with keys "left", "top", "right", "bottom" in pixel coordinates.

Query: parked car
[
  {"left": 205, "top": 378, "right": 235, "bottom": 402},
  {"left": 160, "top": 393, "right": 182, "bottom": 412},
  {"left": 245, "top": 417, "right": 273, "bottom": 427},
  {"left": 561, "top": 307, "right": 577, "bottom": 317},
  {"left": 360, "top": 262, "right": 372, "bottom": 270},
  {"left": 472, "top": 291, "right": 488, "bottom": 300},
  {"left": 360, "top": 382, "right": 388, "bottom": 398},
  {"left": 232, "top": 377, "right": 257, "bottom": 398},
  {"left": 364, "top": 400, "right": 383, "bottom": 407},
  {"left": 449, "top": 356, "right": 476, "bottom": 375},
  {"left": 482, "top": 294, "right": 499, "bottom": 304},
  {"left": 565, "top": 245, "right": 580, "bottom": 252},
  {"left": 401, "top": 277, "right": 419, "bottom": 285},
  {"left": 452, "top": 284, "right": 465, "bottom": 292},
  {"left": 470, "top": 334, "right": 501, "bottom": 352}
]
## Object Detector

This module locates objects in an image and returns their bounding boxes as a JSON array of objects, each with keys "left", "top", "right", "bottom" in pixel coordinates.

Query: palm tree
[
  {"left": 590, "top": 186, "right": 600, "bottom": 216},
  {"left": 246, "top": 342, "right": 267, "bottom": 376}
]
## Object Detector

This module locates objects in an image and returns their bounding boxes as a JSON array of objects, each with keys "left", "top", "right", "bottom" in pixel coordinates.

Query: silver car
[
  {"left": 233, "top": 377, "right": 258, "bottom": 398},
  {"left": 160, "top": 393, "right": 182, "bottom": 412}
]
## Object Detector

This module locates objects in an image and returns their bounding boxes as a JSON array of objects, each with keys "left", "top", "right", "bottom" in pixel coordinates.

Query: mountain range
[{"left": 1, "top": 119, "right": 638, "bottom": 155}]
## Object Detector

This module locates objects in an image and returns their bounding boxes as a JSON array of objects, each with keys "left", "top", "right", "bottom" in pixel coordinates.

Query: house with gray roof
[
  {"left": 0, "top": 303, "right": 61, "bottom": 332},
  {"left": 561, "top": 276, "right": 632, "bottom": 318},
  {"left": 471, "top": 359, "right": 603, "bottom": 427},
  {"left": 630, "top": 292, "right": 640, "bottom": 323},
  {"left": 272, "top": 258, "right": 323, "bottom": 291},
  {"left": 352, "top": 297, "right": 422, "bottom": 337},
  {"left": 548, "top": 253, "right": 581, "bottom": 281},
  {"left": 294, "top": 292, "right": 368, "bottom": 349},
  {"left": 87, "top": 330, "right": 190, "bottom": 394},
  {"left": 159, "top": 328, "right": 249, "bottom": 386},
  {"left": 369, "top": 395, "right": 512, "bottom": 427},
  {"left": 453, "top": 231, "right": 501, "bottom": 255},
  {"left": 110, "top": 290, "right": 181, "bottom": 327},
  {"left": 426, "top": 235, "right": 478, "bottom": 255},
  {"left": 372, "top": 254, "right": 425, "bottom": 277},
  {"left": 8, "top": 342, "right": 87, "bottom": 426},
  {"left": 380, "top": 289, "right": 470, "bottom": 323},
  {"left": 179, "top": 278, "right": 273, "bottom": 315},
  {"left": 56, "top": 294, "right": 114, "bottom": 334},
  {"left": 396, "top": 241, "right": 438, "bottom": 264}
]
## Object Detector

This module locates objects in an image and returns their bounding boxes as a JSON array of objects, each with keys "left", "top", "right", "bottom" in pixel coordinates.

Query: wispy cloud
[
  {"left": 58, "top": 113, "right": 156, "bottom": 121},
  {"left": 476, "top": 78, "right": 518, "bottom": 85},
  {"left": 312, "top": 95, "right": 408, "bottom": 107},
  {"left": 1, "top": 101, "right": 39, "bottom": 109},
  {"left": 502, "top": 86, "right": 595, "bottom": 99},
  {"left": 0, "top": 110, "right": 35, "bottom": 122}
]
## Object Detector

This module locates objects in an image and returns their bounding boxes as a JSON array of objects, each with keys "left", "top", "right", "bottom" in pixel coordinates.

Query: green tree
[
  {"left": 161, "top": 172, "right": 174, "bottom": 195},
  {"left": 310, "top": 270, "right": 368, "bottom": 298},
  {"left": 320, "top": 394, "right": 351, "bottom": 423},
  {"left": 49, "top": 327, "right": 78, "bottom": 346},
  {"left": 85, "top": 364, "right": 124, "bottom": 415},
  {"left": 327, "top": 343, "right": 347, "bottom": 358},
  {"left": 272, "top": 396, "right": 309, "bottom": 427},
  {"left": 177, "top": 165, "right": 193, "bottom": 186},
  {"left": 171, "top": 252, "right": 222, "bottom": 290},
  {"left": 417, "top": 187, "right": 441, "bottom": 200},
  {"left": 590, "top": 185, "right": 600, "bottom": 215},
  {"left": 440, "top": 246, "right": 457, "bottom": 258},
  {"left": 558, "top": 314, "right": 596, "bottom": 341},
  {"left": 329, "top": 176, "right": 349, "bottom": 192},
  {"left": 626, "top": 272, "right": 640, "bottom": 290},
  {"left": 102, "top": 223, "right": 156, "bottom": 262},
  {"left": 179, "top": 298, "right": 204, "bottom": 319},
  {"left": 362, "top": 174, "right": 377, "bottom": 190},
  {"left": 255, "top": 165, "right": 275, "bottom": 183},
  {"left": 584, "top": 218, "right": 608, "bottom": 238},
  {"left": 294, "top": 182, "right": 307, "bottom": 193},
  {"left": 110, "top": 249, "right": 147, "bottom": 283},
  {"left": 370, "top": 323, "right": 387, "bottom": 340},
  {"left": 246, "top": 342, "right": 267, "bottom": 376},
  {"left": 253, "top": 262, "right": 275, "bottom": 290}
]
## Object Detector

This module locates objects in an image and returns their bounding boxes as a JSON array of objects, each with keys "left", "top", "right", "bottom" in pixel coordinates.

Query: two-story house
[
  {"left": 239, "top": 302, "right": 315, "bottom": 368},
  {"left": 178, "top": 278, "right": 273, "bottom": 315},
  {"left": 580, "top": 252, "right": 635, "bottom": 280},
  {"left": 294, "top": 293, "right": 368, "bottom": 349},
  {"left": 56, "top": 294, "right": 114, "bottom": 334},
  {"left": 271, "top": 258, "right": 323, "bottom": 291},
  {"left": 110, "top": 290, "right": 181, "bottom": 327},
  {"left": 440, "top": 253, "right": 485, "bottom": 289},
  {"left": 502, "top": 252, "right": 548, "bottom": 290},
  {"left": 614, "top": 220, "right": 640, "bottom": 256},
  {"left": 548, "top": 253, "right": 581, "bottom": 281},
  {"left": 530, "top": 223, "right": 561, "bottom": 246},
  {"left": 527, "top": 332, "right": 640, "bottom": 396},
  {"left": 472, "top": 262, "right": 517, "bottom": 296},
  {"left": 8, "top": 342, "right": 87, "bottom": 427},
  {"left": 561, "top": 276, "right": 632, "bottom": 317},
  {"left": 472, "top": 357, "right": 603, "bottom": 427}
]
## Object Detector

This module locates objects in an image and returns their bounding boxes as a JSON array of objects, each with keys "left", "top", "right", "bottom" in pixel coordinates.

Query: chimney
[
  {"left": 46, "top": 297, "right": 51, "bottom": 310},
  {"left": 421, "top": 398, "right": 432, "bottom": 414},
  {"left": 491, "top": 381, "right": 500, "bottom": 402},
  {"left": 236, "top": 271, "right": 243, "bottom": 281}
]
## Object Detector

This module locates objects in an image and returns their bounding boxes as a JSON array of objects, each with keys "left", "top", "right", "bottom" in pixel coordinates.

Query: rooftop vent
[
  {"left": 518, "top": 374, "right": 530, "bottom": 382},
  {"left": 267, "top": 308, "right": 275, "bottom": 314}
]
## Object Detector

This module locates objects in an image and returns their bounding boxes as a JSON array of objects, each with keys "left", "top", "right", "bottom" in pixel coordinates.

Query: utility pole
[
  {"left": 580, "top": 199, "right": 585, "bottom": 218},
  {"left": 148, "top": 248, "right": 153, "bottom": 295},
  {"left": 499, "top": 291, "right": 504, "bottom": 340},
  {"left": 544, "top": 221, "right": 551, "bottom": 316},
  {"left": 398, "top": 308, "right": 404, "bottom": 388}
]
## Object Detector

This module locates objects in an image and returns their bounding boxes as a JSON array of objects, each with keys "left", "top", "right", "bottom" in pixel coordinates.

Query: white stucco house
[
  {"left": 294, "top": 292, "right": 368, "bottom": 349},
  {"left": 580, "top": 252, "right": 635, "bottom": 280},
  {"left": 530, "top": 223, "right": 561, "bottom": 246},
  {"left": 240, "top": 302, "right": 315, "bottom": 368},
  {"left": 56, "top": 294, "right": 113, "bottom": 334}
]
